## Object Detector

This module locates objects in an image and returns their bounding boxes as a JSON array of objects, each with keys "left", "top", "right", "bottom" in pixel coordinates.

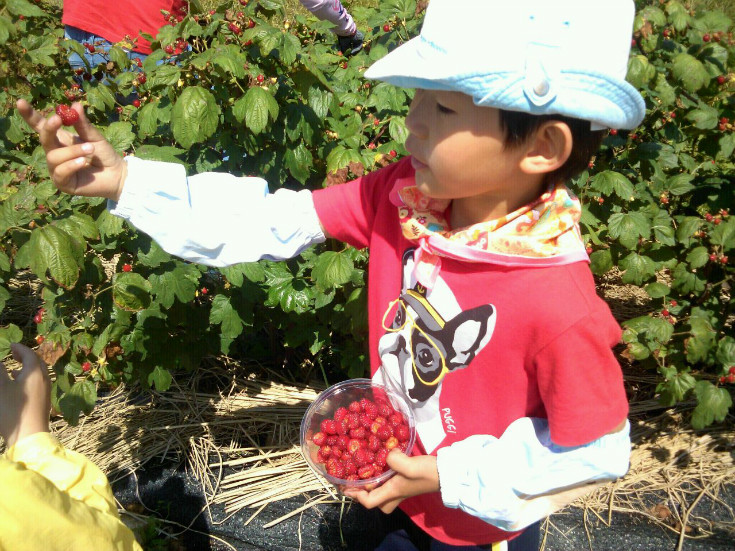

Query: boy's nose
[{"left": 405, "top": 91, "right": 428, "bottom": 138}]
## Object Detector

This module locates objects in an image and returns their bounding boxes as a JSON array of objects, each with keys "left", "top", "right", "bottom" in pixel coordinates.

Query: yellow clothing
[{"left": 0, "top": 432, "right": 142, "bottom": 551}]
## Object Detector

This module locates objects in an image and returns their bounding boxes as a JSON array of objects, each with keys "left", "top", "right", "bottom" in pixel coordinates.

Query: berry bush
[
  {"left": 578, "top": 1, "right": 734, "bottom": 428},
  {"left": 0, "top": 0, "right": 733, "bottom": 427}
]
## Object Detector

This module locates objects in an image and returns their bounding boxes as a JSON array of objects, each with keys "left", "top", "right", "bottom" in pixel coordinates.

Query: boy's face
[{"left": 404, "top": 90, "right": 534, "bottom": 212}]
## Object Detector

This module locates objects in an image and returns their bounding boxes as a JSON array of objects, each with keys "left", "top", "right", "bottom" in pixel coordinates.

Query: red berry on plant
[
  {"left": 718, "top": 75, "right": 726, "bottom": 85},
  {"left": 81, "top": 361, "right": 92, "bottom": 372},
  {"left": 662, "top": 309, "right": 669, "bottom": 317},
  {"left": 389, "top": 150, "right": 397, "bottom": 158},
  {"left": 122, "top": 263, "right": 132, "bottom": 272},
  {"left": 383, "top": 24, "right": 391, "bottom": 32},
  {"left": 132, "top": 99, "right": 141, "bottom": 108},
  {"left": 728, "top": 374, "right": 735, "bottom": 384},
  {"left": 165, "top": 45, "right": 174, "bottom": 54},
  {"left": 36, "top": 335, "right": 45, "bottom": 345},
  {"left": 55, "top": 104, "right": 79, "bottom": 126},
  {"left": 256, "top": 74, "right": 265, "bottom": 83},
  {"left": 703, "top": 33, "right": 711, "bottom": 42},
  {"left": 609, "top": 128, "right": 618, "bottom": 136},
  {"left": 669, "top": 300, "right": 677, "bottom": 307}
]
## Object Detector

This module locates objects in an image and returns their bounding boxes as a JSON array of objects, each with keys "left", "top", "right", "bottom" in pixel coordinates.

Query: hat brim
[{"left": 364, "top": 37, "right": 646, "bottom": 130}]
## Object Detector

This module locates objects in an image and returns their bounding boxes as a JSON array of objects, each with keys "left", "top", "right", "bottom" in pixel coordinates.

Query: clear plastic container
[{"left": 300, "top": 378, "right": 416, "bottom": 489}]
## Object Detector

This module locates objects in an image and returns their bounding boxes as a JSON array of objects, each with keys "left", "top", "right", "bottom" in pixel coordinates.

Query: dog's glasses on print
[{"left": 381, "top": 289, "right": 450, "bottom": 387}]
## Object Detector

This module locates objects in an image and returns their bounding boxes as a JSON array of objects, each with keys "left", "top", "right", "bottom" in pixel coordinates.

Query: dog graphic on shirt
[{"left": 374, "top": 249, "right": 496, "bottom": 453}]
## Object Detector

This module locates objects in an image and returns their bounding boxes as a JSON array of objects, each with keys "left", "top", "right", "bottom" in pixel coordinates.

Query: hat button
[{"left": 533, "top": 79, "right": 550, "bottom": 97}]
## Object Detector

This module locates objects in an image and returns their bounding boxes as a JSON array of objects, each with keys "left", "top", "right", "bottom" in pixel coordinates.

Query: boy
[
  {"left": 17, "top": 0, "right": 645, "bottom": 548},
  {"left": 0, "top": 343, "right": 143, "bottom": 550}
]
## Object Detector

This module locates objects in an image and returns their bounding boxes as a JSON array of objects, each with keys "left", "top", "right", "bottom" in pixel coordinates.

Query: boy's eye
[{"left": 436, "top": 102, "right": 455, "bottom": 114}]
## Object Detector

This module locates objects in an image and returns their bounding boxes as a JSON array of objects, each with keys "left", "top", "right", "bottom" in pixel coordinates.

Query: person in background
[
  {"left": 300, "top": 0, "right": 364, "bottom": 55},
  {"left": 62, "top": 0, "right": 189, "bottom": 74},
  {"left": 0, "top": 343, "right": 143, "bottom": 551}
]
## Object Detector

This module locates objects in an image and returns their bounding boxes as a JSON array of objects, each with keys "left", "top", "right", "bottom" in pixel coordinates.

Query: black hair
[{"left": 498, "top": 110, "right": 606, "bottom": 185}]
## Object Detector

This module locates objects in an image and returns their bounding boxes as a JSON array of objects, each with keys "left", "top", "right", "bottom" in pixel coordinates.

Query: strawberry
[
  {"left": 348, "top": 400, "right": 362, "bottom": 413},
  {"left": 363, "top": 400, "right": 379, "bottom": 419},
  {"left": 312, "top": 432, "right": 327, "bottom": 446},
  {"left": 343, "top": 459, "right": 357, "bottom": 475},
  {"left": 358, "top": 465, "right": 375, "bottom": 479},
  {"left": 376, "top": 424, "right": 393, "bottom": 441},
  {"left": 385, "top": 436, "right": 399, "bottom": 450},
  {"left": 349, "top": 426, "right": 367, "bottom": 440},
  {"left": 359, "top": 413, "right": 373, "bottom": 428},
  {"left": 326, "top": 458, "right": 346, "bottom": 479},
  {"left": 347, "top": 438, "right": 362, "bottom": 454},
  {"left": 377, "top": 402, "right": 393, "bottom": 417},
  {"left": 375, "top": 448, "right": 389, "bottom": 467},
  {"left": 326, "top": 435, "right": 338, "bottom": 446},
  {"left": 336, "top": 435, "right": 350, "bottom": 450},
  {"left": 394, "top": 424, "right": 410, "bottom": 442},
  {"left": 335, "top": 418, "right": 349, "bottom": 435},
  {"left": 321, "top": 419, "right": 338, "bottom": 435},
  {"left": 333, "top": 406, "right": 349, "bottom": 422},
  {"left": 388, "top": 413, "right": 405, "bottom": 427},
  {"left": 353, "top": 448, "right": 370, "bottom": 466},
  {"left": 368, "top": 434, "right": 381, "bottom": 452},
  {"left": 372, "top": 464, "right": 385, "bottom": 475},
  {"left": 319, "top": 444, "right": 333, "bottom": 458},
  {"left": 346, "top": 474, "right": 360, "bottom": 481},
  {"left": 55, "top": 104, "right": 79, "bottom": 126}
]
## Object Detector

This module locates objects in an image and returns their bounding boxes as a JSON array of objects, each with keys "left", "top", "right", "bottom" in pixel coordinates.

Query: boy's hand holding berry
[
  {"left": 16, "top": 99, "right": 127, "bottom": 202},
  {"left": 0, "top": 344, "right": 51, "bottom": 449},
  {"left": 342, "top": 451, "right": 439, "bottom": 513}
]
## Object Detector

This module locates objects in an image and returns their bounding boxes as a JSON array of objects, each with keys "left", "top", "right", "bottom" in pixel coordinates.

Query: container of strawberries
[{"left": 300, "top": 379, "right": 416, "bottom": 489}]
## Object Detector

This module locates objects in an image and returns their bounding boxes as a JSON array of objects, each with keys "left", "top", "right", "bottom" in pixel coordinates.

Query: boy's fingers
[
  {"left": 46, "top": 143, "right": 94, "bottom": 169},
  {"left": 10, "top": 343, "right": 46, "bottom": 379},
  {"left": 70, "top": 102, "right": 107, "bottom": 144}
]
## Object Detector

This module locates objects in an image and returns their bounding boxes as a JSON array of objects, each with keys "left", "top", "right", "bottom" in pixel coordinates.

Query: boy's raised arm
[{"left": 16, "top": 100, "right": 127, "bottom": 201}]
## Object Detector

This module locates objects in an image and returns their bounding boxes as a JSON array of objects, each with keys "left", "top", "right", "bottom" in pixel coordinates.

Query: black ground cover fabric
[{"left": 113, "top": 464, "right": 735, "bottom": 551}]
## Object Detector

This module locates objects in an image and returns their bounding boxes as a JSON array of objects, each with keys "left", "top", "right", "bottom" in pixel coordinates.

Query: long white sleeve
[
  {"left": 435, "top": 417, "right": 631, "bottom": 532},
  {"left": 108, "top": 157, "right": 326, "bottom": 267}
]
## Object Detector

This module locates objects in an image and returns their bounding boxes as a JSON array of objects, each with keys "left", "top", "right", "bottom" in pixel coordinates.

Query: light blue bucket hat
[{"left": 365, "top": 0, "right": 646, "bottom": 130}]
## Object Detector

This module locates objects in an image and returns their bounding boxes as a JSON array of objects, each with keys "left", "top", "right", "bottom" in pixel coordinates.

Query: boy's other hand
[
  {"left": 342, "top": 451, "right": 439, "bottom": 513},
  {"left": 0, "top": 344, "right": 52, "bottom": 449},
  {"left": 16, "top": 99, "right": 127, "bottom": 202}
]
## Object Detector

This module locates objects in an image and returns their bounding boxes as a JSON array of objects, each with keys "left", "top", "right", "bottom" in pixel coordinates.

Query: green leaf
[
  {"left": 658, "top": 371, "right": 696, "bottom": 406},
  {"left": 666, "top": 173, "right": 695, "bottom": 196},
  {"left": 149, "top": 263, "right": 199, "bottom": 308},
  {"left": 147, "top": 365, "right": 173, "bottom": 391},
  {"left": 388, "top": 117, "right": 409, "bottom": 144},
  {"left": 308, "top": 87, "right": 333, "bottom": 120},
  {"left": 29, "top": 225, "right": 81, "bottom": 289},
  {"left": 589, "top": 249, "right": 613, "bottom": 275},
  {"left": 686, "top": 246, "right": 710, "bottom": 269},
  {"left": 210, "top": 295, "right": 244, "bottom": 340},
  {"left": 691, "top": 381, "right": 732, "bottom": 429},
  {"left": 326, "top": 145, "right": 361, "bottom": 173},
  {"left": 718, "top": 134, "right": 735, "bottom": 160},
  {"left": 0, "top": 324, "right": 22, "bottom": 359},
  {"left": 239, "top": 86, "right": 279, "bottom": 135},
  {"left": 58, "top": 380, "right": 97, "bottom": 425},
  {"left": 671, "top": 53, "right": 710, "bottom": 92},
  {"left": 86, "top": 84, "right": 116, "bottom": 112},
  {"left": 716, "top": 337, "right": 735, "bottom": 369},
  {"left": 626, "top": 55, "right": 656, "bottom": 88},
  {"left": 644, "top": 282, "right": 670, "bottom": 298},
  {"left": 6, "top": 0, "right": 45, "bottom": 17},
  {"left": 171, "top": 86, "right": 220, "bottom": 149},
  {"left": 685, "top": 104, "right": 719, "bottom": 129},
  {"left": 284, "top": 143, "right": 313, "bottom": 184},
  {"left": 686, "top": 317, "right": 716, "bottom": 364},
  {"left": 672, "top": 261, "right": 705, "bottom": 295},
  {"left": 710, "top": 218, "right": 735, "bottom": 251},
  {"left": 54, "top": 212, "right": 99, "bottom": 241},
  {"left": 312, "top": 251, "right": 354, "bottom": 289},
  {"left": 619, "top": 252, "right": 656, "bottom": 285},
  {"left": 113, "top": 272, "right": 152, "bottom": 311},
  {"left": 96, "top": 209, "right": 125, "bottom": 238},
  {"left": 608, "top": 212, "right": 650, "bottom": 250}
]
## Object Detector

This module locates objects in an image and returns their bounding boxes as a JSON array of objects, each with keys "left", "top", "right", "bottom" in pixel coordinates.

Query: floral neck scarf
[{"left": 390, "top": 177, "right": 589, "bottom": 288}]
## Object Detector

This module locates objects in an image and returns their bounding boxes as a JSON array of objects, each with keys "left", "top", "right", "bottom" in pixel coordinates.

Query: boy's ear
[{"left": 519, "top": 121, "right": 573, "bottom": 177}]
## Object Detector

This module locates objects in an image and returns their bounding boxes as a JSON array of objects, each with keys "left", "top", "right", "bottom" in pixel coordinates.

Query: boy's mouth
[{"left": 410, "top": 156, "right": 428, "bottom": 171}]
